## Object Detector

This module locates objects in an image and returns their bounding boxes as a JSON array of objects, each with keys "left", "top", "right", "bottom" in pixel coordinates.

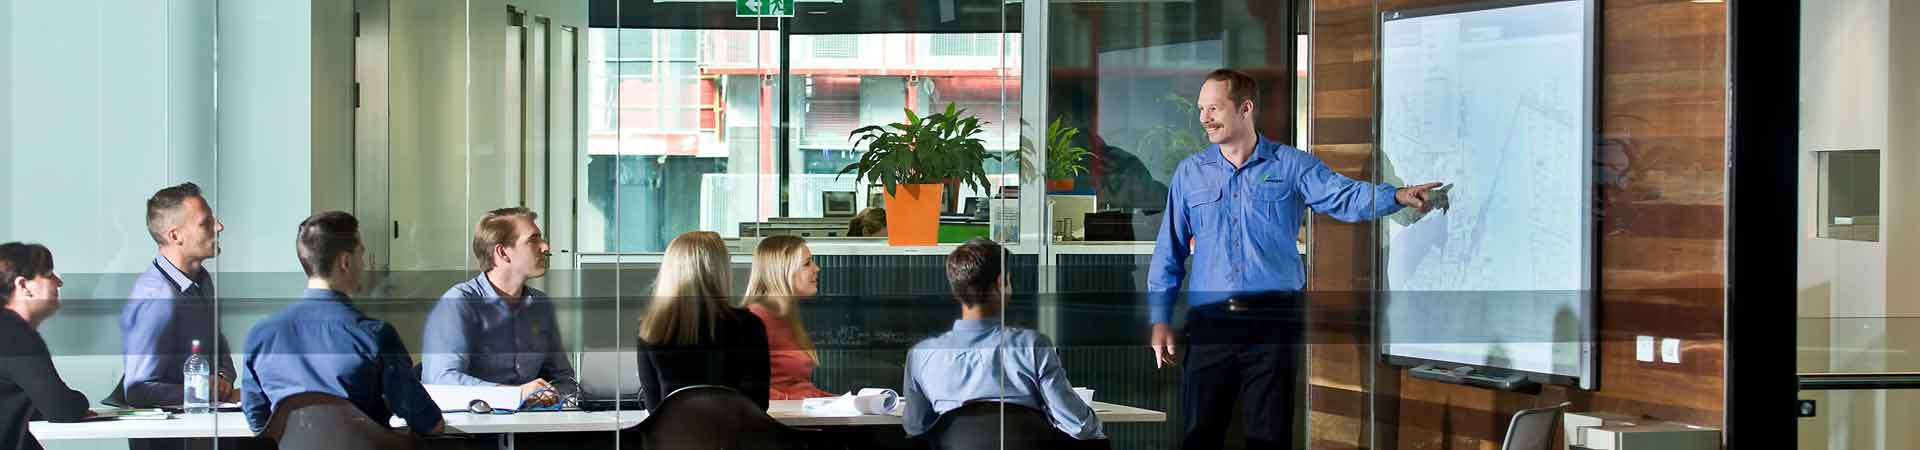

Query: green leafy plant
[
  {"left": 1137, "top": 92, "right": 1205, "bottom": 176},
  {"left": 838, "top": 102, "right": 1000, "bottom": 196},
  {"left": 1019, "top": 116, "right": 1094, "bottom": 180}
]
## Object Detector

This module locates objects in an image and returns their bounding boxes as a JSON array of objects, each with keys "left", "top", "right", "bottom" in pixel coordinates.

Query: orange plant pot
[
  {"left": 1047, "top": 178, "right": 1075, "bottom": 191},
  {"left": 884, "top": 183, "right": 944, "bottom": 246}
]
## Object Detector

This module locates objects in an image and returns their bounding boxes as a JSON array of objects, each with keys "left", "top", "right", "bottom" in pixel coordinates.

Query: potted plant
[
  {"left": 1020, "top": 117, "right": 1093, "bottom": 192},
  {"left": 839, "top": 102, "right": 999, "bottom": 246}
]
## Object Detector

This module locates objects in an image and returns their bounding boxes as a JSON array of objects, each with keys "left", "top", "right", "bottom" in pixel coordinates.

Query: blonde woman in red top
[{"left": 742, "top": 236, "right": 836, "bottom": 400}]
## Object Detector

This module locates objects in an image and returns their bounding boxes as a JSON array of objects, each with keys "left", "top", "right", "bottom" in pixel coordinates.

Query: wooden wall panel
[{"left": 1304, "top": 0, "right": 1729, "bottom": 448}]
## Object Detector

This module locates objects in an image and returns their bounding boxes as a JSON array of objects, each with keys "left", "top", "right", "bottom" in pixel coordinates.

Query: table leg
[{"left": 499, "top": 432, "right": 515, "bottom": 450}]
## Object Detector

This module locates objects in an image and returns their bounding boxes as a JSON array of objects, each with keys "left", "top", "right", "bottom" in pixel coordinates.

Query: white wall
[
  {"left": 387, "top": 0, "right": 474, "bottom": 271},
  {"left": 215, "top": 0, "right": 315, "bottom": 275},
  {"left": 1798, "top": 0, "right": 1920, "bottom": 448},
  {"left": 1800, "top": 0, "right": 1889, "bottom": 320},
  {"left": 6, "top": 0, "right": 219, "bottom": 278},
  {"left": 1888, "top": 0, "right": 1920, "bottom": 321},
  {"left": 313, "top": 0, "right": 357, "bottom": 213},
  {"left": 386, "top": 0, "right": 589, "bottom": 271}
]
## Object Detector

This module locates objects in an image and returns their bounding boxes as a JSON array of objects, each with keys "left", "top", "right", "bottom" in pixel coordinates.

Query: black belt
[{"left": 1222, "top": 293, "right": 1301, "bottom": 312}]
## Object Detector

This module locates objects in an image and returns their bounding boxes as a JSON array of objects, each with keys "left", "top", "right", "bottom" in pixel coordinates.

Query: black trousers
[{"left": 1179, "top": 297, "right": 1304, "bottom": 450}]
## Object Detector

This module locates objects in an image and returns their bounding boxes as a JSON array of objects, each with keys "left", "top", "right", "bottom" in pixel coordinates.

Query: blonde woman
[
  {"left": 742, "top": 236, "right": 835, "bottom": 400},
  {"left": 635, "top": 231, "right": 770, "bottom": 410}
]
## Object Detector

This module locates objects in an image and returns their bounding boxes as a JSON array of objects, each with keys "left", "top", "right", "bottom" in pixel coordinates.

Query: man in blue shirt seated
[
  {"left": 119, "top": 182, "right": 240, "bottom": 408},
  {"left": 239, "top": 211, "right": 443, "bottom": 435},
  {"left": 421, "top": 207, "right": 575, "bottom": 406},
  {"left": 901, "top": 238, "right": 1104, "bottom": 442}
]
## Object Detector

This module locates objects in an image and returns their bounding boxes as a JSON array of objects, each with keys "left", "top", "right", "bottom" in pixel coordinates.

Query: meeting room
[{"left": 3, "top": 0, "right": 1823, "bottom": 449}]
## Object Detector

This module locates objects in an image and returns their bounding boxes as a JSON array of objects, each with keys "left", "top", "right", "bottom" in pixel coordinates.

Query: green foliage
[
  {"left": 1019, "top": 116, "right": 1093, "bottom": 180},
  {"left": 1138, "top": 92, "right": 1206, "bottom": 176},
  {"left": 838, "top": 102, "right": 1000, "bottom": 196}
]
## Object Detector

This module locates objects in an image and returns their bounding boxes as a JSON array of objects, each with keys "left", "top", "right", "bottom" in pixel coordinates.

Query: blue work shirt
[
  {"left": 120, "top": 255, "right": 237, "bottom": 407},
  {"left": 1147, "top": 136, "right": 1404, "bottom": 324},
  {"left": 420, "top": 274, "right": 577, "bottom": 393},
  {"left": 902, "top": 319, "right": 1105, "bottom": 440},
  {"left": 239, "top": 289, "right": 443, "bottom": 434}
]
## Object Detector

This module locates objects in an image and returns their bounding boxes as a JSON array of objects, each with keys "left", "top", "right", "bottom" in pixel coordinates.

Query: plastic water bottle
[{"left": 182, "top": 339, "right": 211, "bottom": 414}]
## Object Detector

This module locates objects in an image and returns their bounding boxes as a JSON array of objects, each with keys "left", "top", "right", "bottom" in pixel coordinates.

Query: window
[
  {"left": 930, "top": 34, "right": 1000, "bottom": 57},
  {"left": 582, "top": 28, "right": 759, "bottom": 252},
  {"left": 1816, "top": 149, "right": 1879, "bottom": 242},
  {"left": 812, "top": 35, "right": 858, "bottom": 58},
  {"left": 583, "top": 29, "right": 1020, "bottom": 252}
]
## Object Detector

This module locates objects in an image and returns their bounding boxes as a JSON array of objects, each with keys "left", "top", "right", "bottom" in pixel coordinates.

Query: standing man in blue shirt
[
  {"left": 421, "top": 207, "right": 576, "bottom": 406},
  {"left": 903, "top": 238, "right": 1105, "bottom": 443},
  {"left": 240, "top": 211, "right": 443, "bottom": 436},
  {"left": 1147, "top": 69, "right": 1440, "bottom": 449},
  {"left": 118, "top": 182, "right": 240, "bottom": 409}
]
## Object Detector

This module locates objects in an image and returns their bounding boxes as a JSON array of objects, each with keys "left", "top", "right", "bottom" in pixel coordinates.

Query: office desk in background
[{"left": 33, "top": 400, "right": 1165, "bottom": 441}]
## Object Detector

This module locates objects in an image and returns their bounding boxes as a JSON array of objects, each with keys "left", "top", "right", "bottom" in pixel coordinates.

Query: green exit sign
[{"left": 736, "top": 0, "right": 794, "bottom": 17}]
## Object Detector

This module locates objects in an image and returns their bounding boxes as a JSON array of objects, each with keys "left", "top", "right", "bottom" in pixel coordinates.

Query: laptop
[{"left": 575, "top": 348, "right": 644, "bottom": 411}]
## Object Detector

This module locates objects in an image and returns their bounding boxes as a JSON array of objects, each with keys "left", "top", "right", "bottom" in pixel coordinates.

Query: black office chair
[
  {"left": 101, "top": 377, "right": 129, "bottom": 408},
  {"left": 1500, "top": 402, "right": 1570, "bottom": 450},
  {"left": 923, "top": 402, "right": 1110, "bottom": 450},
  {"left": 261, "top": 392, "right": 421, "bottom": 450},
  {"left": 624, "top": 385, "right": 817, "bottom": 450}
]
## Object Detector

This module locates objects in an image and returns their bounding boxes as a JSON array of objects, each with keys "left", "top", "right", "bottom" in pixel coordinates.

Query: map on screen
[{"left": 1377, "top": 0, "right": 1595, "bottom": 388}]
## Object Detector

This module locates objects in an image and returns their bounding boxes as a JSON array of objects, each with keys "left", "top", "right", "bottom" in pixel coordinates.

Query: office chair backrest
[
  {"left": 101, "top": 377, "right": 128, "bottom": 408},
  {"left": 262, "top": 392, "right": 419, "bottom": 450},
  {"left": 926, "top": 401, "right": 1106, "bottom": 450},
  {"left": 629, "top": 385, "right": 810, "bottom": 450},
  {"left": 1501, "top": 402, "right": 1570, "bottom": 450}
]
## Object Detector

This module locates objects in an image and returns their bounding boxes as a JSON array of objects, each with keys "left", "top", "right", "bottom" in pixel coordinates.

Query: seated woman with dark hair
[{"left": 0, "top": 243, "right": 93, "bottom": 450}]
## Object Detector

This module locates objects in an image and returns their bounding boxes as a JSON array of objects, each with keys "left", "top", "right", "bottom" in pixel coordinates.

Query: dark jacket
[
  {"left": 635, "top": 305, "right": 771, "bottom": 411},
  {"left": 0, "top": 312, "right": 91, "bottom": 450}
]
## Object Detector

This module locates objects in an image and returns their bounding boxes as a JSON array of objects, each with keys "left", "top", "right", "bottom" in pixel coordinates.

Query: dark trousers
[{"left": 1179, "top": 297, "right": 1304, "bottom": 450}]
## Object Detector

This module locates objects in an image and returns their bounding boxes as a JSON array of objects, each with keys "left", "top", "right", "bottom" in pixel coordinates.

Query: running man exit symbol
[{"left": 737, "top": 0, "right": 794, "bottom": 17}]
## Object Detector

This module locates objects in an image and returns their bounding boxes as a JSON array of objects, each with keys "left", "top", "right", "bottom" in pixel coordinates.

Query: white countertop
[{"left": 34, "top": 400, "right": 1164, "bottom": 441}]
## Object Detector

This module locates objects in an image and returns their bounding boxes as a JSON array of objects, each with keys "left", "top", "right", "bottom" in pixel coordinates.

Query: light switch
[
  {"left": 1661, "top": 338, "right": 1682, "bottom": 363},
  {"left": 1636, "top": 336, "right": 1655, "bottom": 362}
]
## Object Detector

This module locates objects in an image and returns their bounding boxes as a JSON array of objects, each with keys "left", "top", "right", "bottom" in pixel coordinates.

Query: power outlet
[
  {"left": 1636, "top": 335, "right": 1655, "bottom": 362},
  {"left": 1661, "top": 338, "right": 1682, "bottom": 363}
]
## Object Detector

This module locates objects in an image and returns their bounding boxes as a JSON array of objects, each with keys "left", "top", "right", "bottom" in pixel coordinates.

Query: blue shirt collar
[
  {"left": 467, "top": 273, "right": 535, "bottom": 309},
  {"left": 153, "top": 255, "right": 203, "bottom": 294},
  {"left": 302, "top": 288, "right": 353, "bottom": 304},
  {"left": 1201, "top": 135, "right": 1279, "bottom": 166},
  {"left": 951, "top": 318, "right": 1002, "bottom": 331}
]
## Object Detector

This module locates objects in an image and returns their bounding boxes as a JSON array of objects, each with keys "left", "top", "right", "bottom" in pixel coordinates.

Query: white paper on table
[
  {"left": 423, "top": 384, "right": 522, "bottom": 412},
  {"left": 800, "top": 388, "right": 898, "bottom": 416}
]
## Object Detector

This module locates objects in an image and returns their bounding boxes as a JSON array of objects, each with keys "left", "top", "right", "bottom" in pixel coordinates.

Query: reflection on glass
[{"left": 1045, "top": 2, "right": 1298, "bottom": 243}]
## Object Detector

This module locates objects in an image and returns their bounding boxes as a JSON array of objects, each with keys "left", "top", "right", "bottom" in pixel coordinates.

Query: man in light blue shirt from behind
[
  {"left": 421, "top": 207, "right": 576, "bottom": 405},
  {"left": 240, "top": 211, "right": 443, "bottom": 435},
  {"left": 902, "top": 238, "right": 1104, "bottom": 442}
]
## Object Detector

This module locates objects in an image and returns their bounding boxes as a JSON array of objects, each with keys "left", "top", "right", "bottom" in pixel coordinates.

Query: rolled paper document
[{"left": 801, "top": 388, "right": 900, "bottom": 416}]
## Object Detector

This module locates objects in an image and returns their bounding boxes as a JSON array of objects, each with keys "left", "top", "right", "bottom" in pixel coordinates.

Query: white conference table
[{"left": 35, "top": 400, "right": 1164, "bottom": 445}]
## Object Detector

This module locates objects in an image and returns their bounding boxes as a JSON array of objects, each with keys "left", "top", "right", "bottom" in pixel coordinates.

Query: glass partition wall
[{"left": 9, "top": 0, "right": 1314, "bottom": 448}]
